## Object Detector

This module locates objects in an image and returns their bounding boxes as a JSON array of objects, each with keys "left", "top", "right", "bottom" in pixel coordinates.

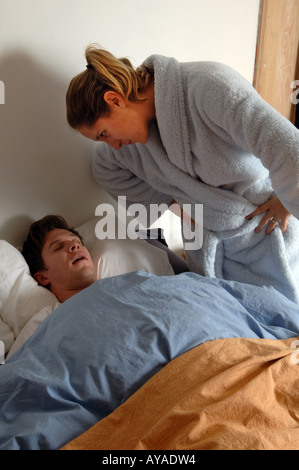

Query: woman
[{"left": 66, "top": 45, "right": 299, "bottom": 302}]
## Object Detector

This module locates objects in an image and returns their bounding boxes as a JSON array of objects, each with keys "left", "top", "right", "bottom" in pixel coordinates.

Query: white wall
[{"left": 0, "top": 0, "right": 260, "bottom": 247}]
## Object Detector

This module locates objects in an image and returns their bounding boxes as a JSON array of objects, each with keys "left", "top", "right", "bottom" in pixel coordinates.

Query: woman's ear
[
  {"left": 34, "top": 271, "right": 50, "bottom": 287},
  {"left": 103, "top": 91, "right": 126, "bottom": 108}
]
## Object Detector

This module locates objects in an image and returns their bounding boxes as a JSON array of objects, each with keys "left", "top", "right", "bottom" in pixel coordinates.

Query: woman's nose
[{"left": 108, "top": 139, "right": 122, "bottom": 150}]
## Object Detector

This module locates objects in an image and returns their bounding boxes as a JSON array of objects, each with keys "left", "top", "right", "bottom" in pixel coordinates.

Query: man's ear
[
  {"left": 34, "top": 271, "right": 50, "bottom": 287},
  {"left": 103, "top": 91, "right": 126, "bottom": 109}
]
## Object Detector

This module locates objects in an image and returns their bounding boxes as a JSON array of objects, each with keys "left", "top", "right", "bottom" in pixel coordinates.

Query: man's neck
[{"left": 52, "top": 282, "right": 95, "bottom": 303}]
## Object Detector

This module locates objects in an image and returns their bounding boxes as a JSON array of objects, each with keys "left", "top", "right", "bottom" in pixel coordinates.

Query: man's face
[{"left": 34, "top": 229, "right": 96, "bottom": 301}]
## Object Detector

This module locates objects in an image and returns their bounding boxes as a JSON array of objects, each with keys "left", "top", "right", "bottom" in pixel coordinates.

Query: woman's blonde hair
[{"left": 66, "top": 44, "right": 152, "bottom": 129}]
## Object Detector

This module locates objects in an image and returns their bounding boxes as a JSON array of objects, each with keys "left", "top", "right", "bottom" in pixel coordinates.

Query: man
[{"left": 22, "top": 215, "right": 97, "bottom": 302}]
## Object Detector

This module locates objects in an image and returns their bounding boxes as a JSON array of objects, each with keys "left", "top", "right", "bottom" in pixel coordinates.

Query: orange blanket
[{"left": 62, "top": 336, "right": 299, "bottom": 450}]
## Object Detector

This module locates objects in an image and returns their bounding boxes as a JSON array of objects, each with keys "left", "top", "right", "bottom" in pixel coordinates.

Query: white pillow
[
  {"left": 0, "top": 240, "right": 58, "bottom": 353},
  {"left": 6, "top": 305, "right": 54, "bottom": 359},
  {"left": 75, "top": 218, "right": 174, "bottom": 279}
]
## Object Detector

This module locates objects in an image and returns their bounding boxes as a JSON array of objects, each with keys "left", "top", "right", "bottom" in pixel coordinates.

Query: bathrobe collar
[{"left": 142, "top": 55, "right": 196, "bottom": 177}]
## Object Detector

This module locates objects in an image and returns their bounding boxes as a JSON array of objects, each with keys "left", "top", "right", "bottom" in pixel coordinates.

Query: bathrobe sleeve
[
  {"left": 191, "top": 63, "right": 299, "bottom": 218},
  {"left": 92, "top": 142, "right": 173, "bottom": 223}
]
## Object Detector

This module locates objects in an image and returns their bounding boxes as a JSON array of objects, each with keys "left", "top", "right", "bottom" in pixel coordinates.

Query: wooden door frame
[{"left": 253, "top": 0, "right": 299, "bottom": 123}]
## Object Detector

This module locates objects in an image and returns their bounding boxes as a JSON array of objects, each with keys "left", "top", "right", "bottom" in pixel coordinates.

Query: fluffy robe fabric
[{"left": 92, "top": 55, "right": 299, "bottom": 302}]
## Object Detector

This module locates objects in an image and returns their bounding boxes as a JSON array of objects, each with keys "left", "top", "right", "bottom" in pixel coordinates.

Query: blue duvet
[{"left": 1, "top": 271, "right": 299, "bottom": 450}]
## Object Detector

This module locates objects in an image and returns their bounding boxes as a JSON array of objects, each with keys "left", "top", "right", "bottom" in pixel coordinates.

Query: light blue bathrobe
[{"left": 92, "top": 55, "right": 299, "bottom": 302}]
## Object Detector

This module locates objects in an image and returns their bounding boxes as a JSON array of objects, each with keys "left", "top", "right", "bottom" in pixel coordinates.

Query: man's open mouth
[{"left": 72, "top": 255, "right": 87, "bottom": 265}]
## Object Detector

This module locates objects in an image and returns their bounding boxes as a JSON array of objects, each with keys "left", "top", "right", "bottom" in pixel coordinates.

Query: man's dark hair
[{"left": 22, "top": 215, "right": 82, "bottom": 276}]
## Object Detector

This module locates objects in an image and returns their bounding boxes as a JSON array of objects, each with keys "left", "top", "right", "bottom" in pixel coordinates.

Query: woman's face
[{"left": 77, "top": 91, "right": 152, "bottom": 150}]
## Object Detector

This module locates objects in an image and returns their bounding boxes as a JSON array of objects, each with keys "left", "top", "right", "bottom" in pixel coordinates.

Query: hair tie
[{"left": 86, "top": 64, "right": 94, "bottom": 70}]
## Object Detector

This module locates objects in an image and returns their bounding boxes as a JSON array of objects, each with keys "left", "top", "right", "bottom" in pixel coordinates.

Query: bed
[{"left": 1, "top": 217, "right": 299, "bottom": 450}]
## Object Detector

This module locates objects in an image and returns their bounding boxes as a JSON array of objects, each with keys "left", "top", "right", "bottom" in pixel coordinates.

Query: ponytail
[{"left": 66, "top": 44, "right": 152, "bottom": 129}]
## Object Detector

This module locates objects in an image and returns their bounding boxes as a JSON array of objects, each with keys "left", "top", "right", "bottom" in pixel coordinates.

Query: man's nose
[{"left": 68, "top": 241, "right": 80, "bottom": 252}]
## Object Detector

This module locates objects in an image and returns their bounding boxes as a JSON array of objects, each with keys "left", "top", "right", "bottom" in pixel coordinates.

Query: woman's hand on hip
[{"left": 245, "top": 195, "right": 291, "bottom": 235}]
